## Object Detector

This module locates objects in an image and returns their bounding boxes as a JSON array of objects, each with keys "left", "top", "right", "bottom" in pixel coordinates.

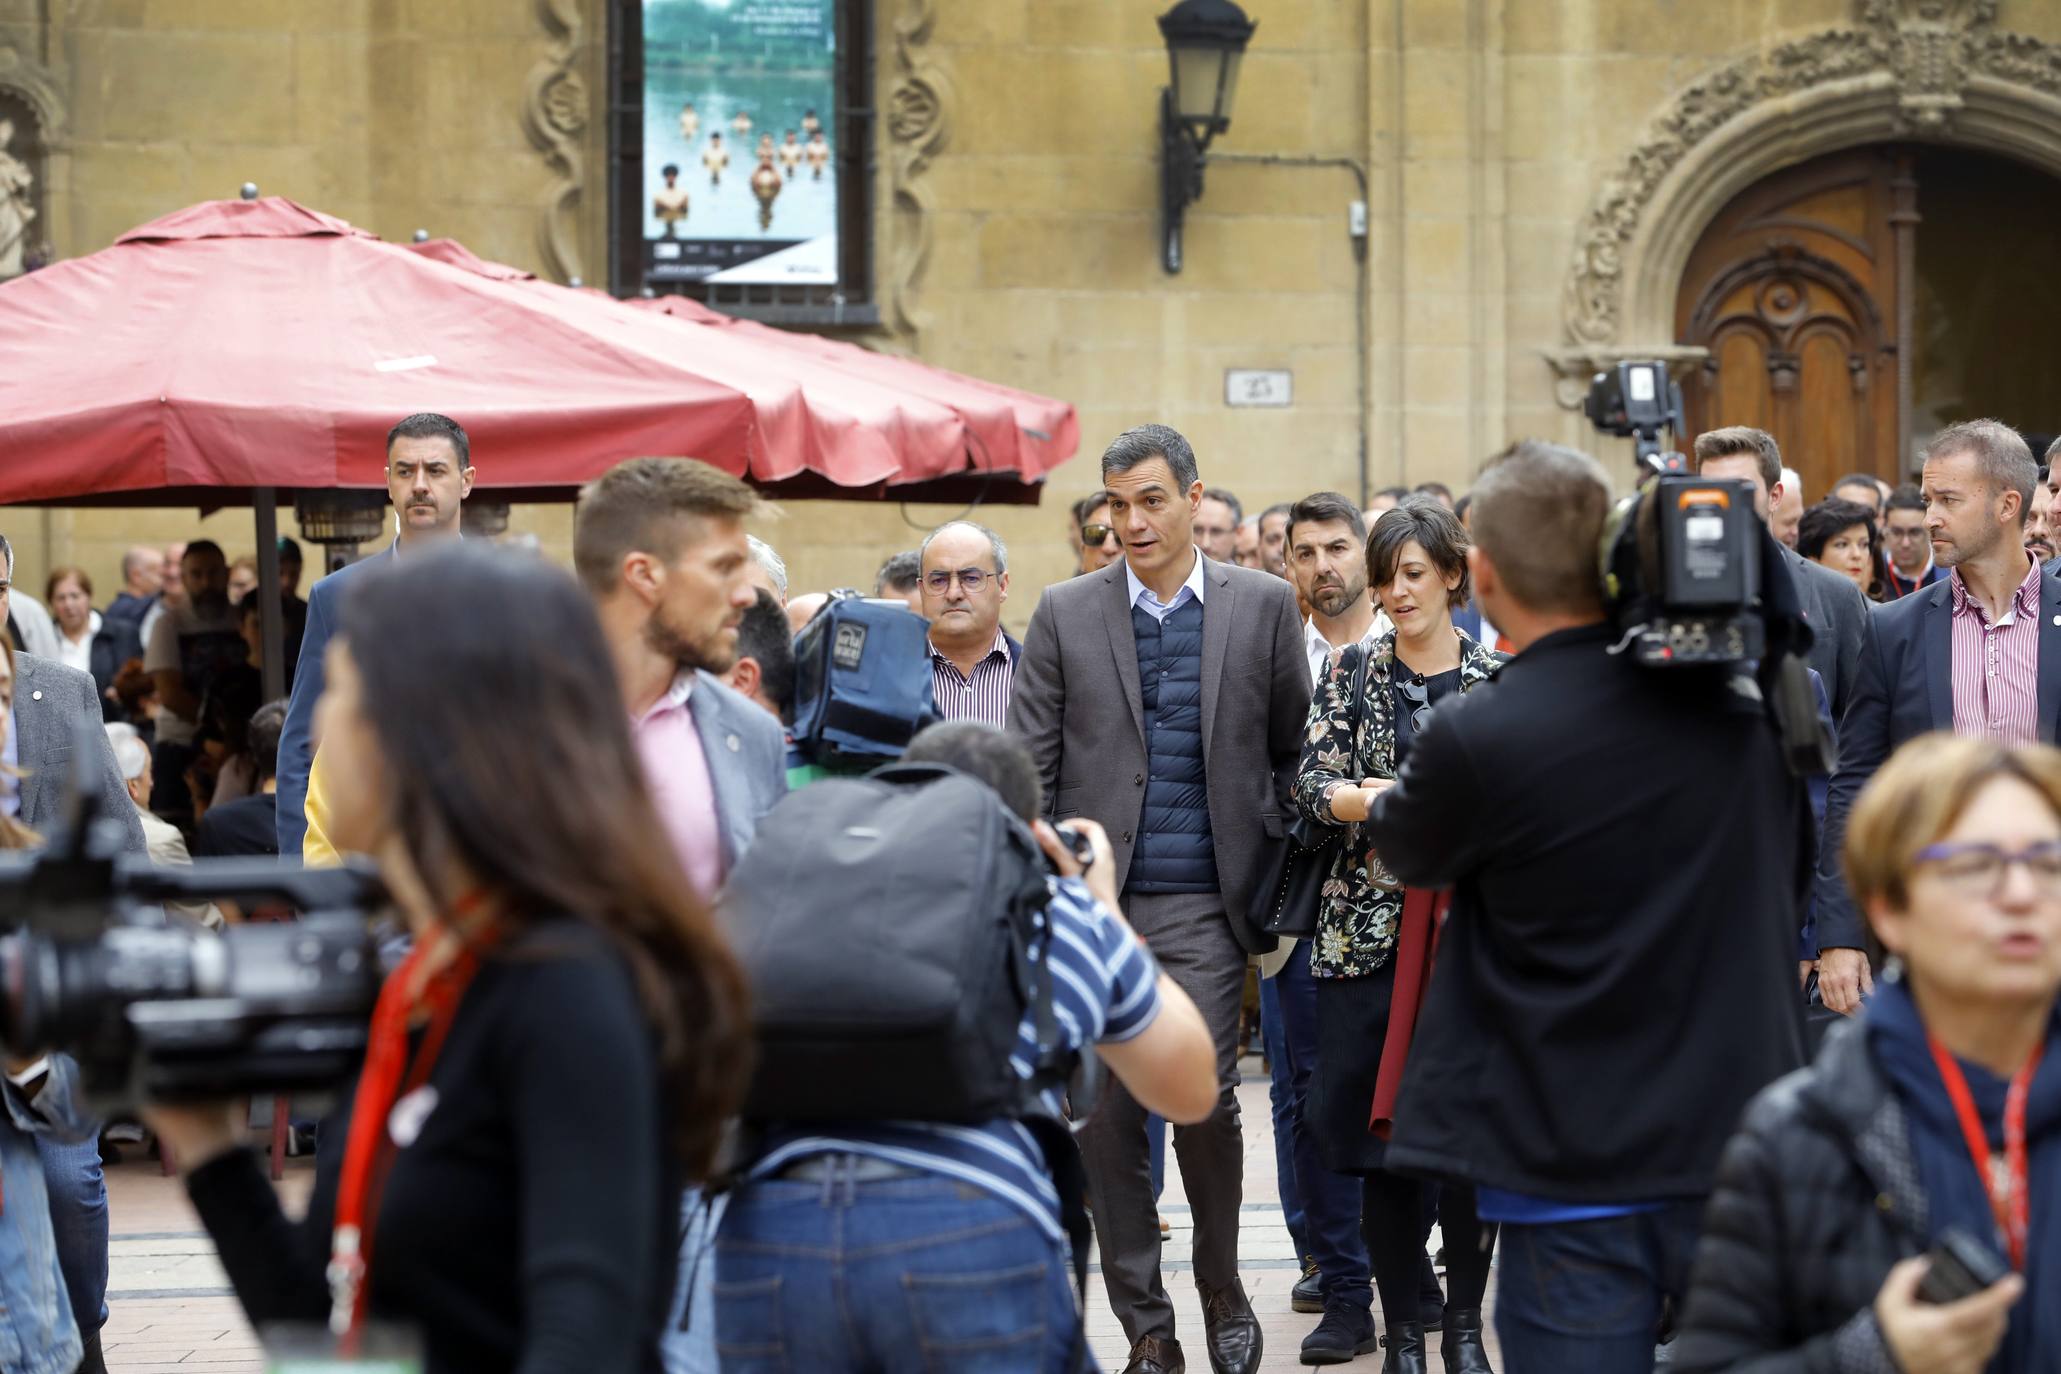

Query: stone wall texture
[{"left": 6, "top": 0, "right": 2061, "bottom": 614}]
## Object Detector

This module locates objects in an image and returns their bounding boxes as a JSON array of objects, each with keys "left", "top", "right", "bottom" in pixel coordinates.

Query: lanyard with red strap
[
  {"left": 327, "top": 897, "right": 497, "bottom": 1347},
  {"left": 1927, "top": 1035, "right": 2044, "bottom": 1271}
]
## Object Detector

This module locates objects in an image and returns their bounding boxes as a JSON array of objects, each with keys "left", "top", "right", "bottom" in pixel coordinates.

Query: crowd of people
[{"left": 1, "top": 407, "right": 2058, "bottom": 1374}]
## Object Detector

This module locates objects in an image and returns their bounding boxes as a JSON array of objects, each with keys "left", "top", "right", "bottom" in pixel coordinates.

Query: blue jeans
[
  {"left": 1257, "top": 966, "right": 1309, "bottom": 1260},
  {"left": 663, "top": 1187, "right": 727, "bottom": 1374},
  {"left": 36, "top": 1132, "right": 106, "bottom": 1335},
  {"left": 1273, "top": 940, "right": 1372, "bottom": 1308},
  {"left": 1494, "top": 1201, "right": 1706, "bottom": 1374},
  {"left": 715, "top": 1165, "right": 1082, "bottom": 1374}
]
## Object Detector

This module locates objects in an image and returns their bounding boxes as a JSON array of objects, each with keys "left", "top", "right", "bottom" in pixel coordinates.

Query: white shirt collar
[
  {"left": 1303, "top": 610, "right": 1388, "bottom": 684},
  {"left": 1124, "top": 548, "right": 1208, "bottom": 613}
]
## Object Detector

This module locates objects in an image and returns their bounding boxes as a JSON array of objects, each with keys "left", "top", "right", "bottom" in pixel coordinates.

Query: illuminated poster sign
[{"left": 641, "top": 0, "right": 839, "bottom": 286}]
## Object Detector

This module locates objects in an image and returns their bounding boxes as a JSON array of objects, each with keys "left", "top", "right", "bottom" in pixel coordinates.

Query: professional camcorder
[
  {"left": 0, "top": 724, "right": 385, "bottom": 1108},
  {"left": 1586, "top": 362, "right": 1832, "bottom": 775}
]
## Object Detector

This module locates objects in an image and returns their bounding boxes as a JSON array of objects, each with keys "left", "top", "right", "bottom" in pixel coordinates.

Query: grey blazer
[
  {"left": 687, "top": 670, "right": 789, "bottom": 871},
  {"left": 1009, "top": 554, "right": 1311, "bottom": 953},
  {"left": 14, "top": 653, "right": 146, "bottom": 854}
]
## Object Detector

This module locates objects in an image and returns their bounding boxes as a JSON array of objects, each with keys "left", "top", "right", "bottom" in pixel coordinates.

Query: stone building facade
[{"left": 5, "top": 0, "right": 2061, "bottom": 604}]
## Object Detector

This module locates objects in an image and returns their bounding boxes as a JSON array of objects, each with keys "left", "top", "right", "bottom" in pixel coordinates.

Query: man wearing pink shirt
[{"left": 575, "top": 457, "right": 787, "bottom": 899}]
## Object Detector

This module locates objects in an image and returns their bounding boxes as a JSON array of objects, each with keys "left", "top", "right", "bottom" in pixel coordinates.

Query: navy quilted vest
[{"left": 1129, "top": 599, "right": 1215, "bottom": 892}]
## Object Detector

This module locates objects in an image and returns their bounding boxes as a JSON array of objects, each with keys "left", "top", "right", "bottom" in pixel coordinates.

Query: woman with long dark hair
[
  {"left": 1293, "top": 499, "right": 1506, "bottom": 1374},
  {"left": 146, "top": 544, "right": 752, "bottom": 1374}
]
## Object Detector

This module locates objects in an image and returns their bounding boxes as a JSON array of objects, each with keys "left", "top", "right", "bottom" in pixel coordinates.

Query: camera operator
[
  {"left": 142, "top": 545, "right": 752, "bottom": 1374},
  {"left": 715, "top": 721, "right": 1218, "bottom": 1373},
  {"left": 1351, "top": 440, "right": 1811, "bottom": 1370}
]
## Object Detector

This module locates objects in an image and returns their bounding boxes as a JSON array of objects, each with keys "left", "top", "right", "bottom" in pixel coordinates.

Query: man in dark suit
[
  {"left": 1356, "top": 440, "right": 1809, "bottom": 1370},
  {"left": 1816, "top": 419, "right": 2059, "bottom": 1013},
  {"left": 1689, "top": 428, "right": 1873, "bottom": 719},
  {"left": 276, "top": 412, "right": 473, "bottom": 856},
  {"left": 1011, "top": 424, "right": 1308, "bottom": 1374}
]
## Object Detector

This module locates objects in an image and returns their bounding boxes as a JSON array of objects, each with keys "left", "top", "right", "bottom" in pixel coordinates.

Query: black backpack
[{"left": 716, "top": 761, "right": 1067, "bottom": 1124}]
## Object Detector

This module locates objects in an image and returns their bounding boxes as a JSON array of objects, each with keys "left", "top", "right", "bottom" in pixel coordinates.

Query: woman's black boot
[
  {"left": 1441, "top": 1307, "right": 1494, "bottom": 1374},
  {"left": 1381, "top": 1321, "right": 1428, "bottom": 1374}
]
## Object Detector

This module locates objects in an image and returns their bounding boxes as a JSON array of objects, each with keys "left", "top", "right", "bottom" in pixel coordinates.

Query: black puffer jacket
[{"left": 1675, "top": 1017, "right": 1929, "bottom": 1373}]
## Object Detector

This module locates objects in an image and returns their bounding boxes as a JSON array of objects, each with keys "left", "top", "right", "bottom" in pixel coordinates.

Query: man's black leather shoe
[
  {"left": 1381, "top": 1321, "right": 1429, "bottom": 1374},
  {"left": 1198, "top": 1278, "right": 1263, "bottom": 1374},
  {"left": 1300, "top": 1302, "right": 1378, "bottom": 1365},
  {"left": 1291, "top": 1256, "right": 1324, "bottom": 1313},
  {"left": 1123, "top": 1335, "right": 1186, "bottom": 1374},
  {"left": 1441, "top": 1307, "right": 1494, "bottom": 1373}
]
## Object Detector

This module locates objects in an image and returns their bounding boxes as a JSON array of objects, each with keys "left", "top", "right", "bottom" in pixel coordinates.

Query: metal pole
[{"left": 253, "top": 487, "right": 285, "bottom": 701}]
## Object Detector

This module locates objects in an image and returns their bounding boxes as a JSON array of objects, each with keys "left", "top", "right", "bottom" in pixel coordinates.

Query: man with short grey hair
[
  {"left": 1011, "top": 422, "right": 1307, "bottom": 1374},
  {"left": 918, "top": 520, "right": 1018, "bottom": 726},
  {"left": 744, "top": 534, "right": 788, "bottom": 605},
  {"left": 1814, "top": 418, "right": 2061, "bottom": 1014}
]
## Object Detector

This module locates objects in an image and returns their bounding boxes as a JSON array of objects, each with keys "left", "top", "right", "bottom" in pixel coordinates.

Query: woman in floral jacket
[{"left": 1292, "top": 498, "right": 1505, "bottom": 1374}]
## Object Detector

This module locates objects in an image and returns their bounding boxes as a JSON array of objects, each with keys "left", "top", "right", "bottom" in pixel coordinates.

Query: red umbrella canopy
[
  {"left": 0, "top": 197, "right": 764, "bottom": 504},
  {"left": 631, "top": 296, "right": 1079, "bottom": 482},
  {"left": 405, "top": 239, "right": 1077, "bottom": 489}
]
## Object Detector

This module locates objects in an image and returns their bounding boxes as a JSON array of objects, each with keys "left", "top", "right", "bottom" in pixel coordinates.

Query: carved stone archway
[
  {"left": 1547, "top": 0, "right": 2061, "bottom": 406},
  {"left": 0, "top": 41, "right": 70, "bottom": 272}
]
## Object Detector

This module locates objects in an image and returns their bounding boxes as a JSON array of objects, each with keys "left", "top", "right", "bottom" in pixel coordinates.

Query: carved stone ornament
[
  {"left": 521, "top": 0, "right": 588, "bottom": 284},
  {"left": 1554, "top": 0, "right": 2059, "bottom": 384},
  {"left": 886, "top": 0, "right": 953, "bottom": 340}
]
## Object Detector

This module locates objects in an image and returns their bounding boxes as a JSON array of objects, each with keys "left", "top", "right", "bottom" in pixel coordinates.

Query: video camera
[
  {"left": 1584, "top": 362, "right": 1761, "bottom": 668},
  {"left": 1585, "top": 362, "right": 1833, "bottom": 775},
  {"left": 0, "top": 724, "right": 385, "bottom": 1109}
]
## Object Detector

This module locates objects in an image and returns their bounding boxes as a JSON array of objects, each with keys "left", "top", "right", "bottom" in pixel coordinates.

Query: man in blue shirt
[{"left": 711, "top": 723, "right": 1220, "bottom": 1373}]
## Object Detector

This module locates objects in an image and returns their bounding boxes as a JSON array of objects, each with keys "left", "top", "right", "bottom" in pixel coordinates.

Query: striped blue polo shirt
[{"left": 748, "top": 875, "right": 1163, "bottom": 1242}]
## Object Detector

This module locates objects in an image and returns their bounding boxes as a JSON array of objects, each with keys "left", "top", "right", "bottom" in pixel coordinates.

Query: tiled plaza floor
[{"left": 101, "top": 1062, "right": 1500, "bottom": 1371}]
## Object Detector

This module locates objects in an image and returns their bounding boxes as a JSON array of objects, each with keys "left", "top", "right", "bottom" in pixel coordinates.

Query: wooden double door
[{"left": 1675, "top": 148, "right": 1911, "bottom": 502}]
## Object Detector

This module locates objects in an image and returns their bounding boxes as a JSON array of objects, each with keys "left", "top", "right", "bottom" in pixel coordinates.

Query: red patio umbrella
[
  {"left": 0, "top": 196, "right": 766, "bottom": 505},
  {"left": 406, "top": 238, "right": 1077, "bottom": 491}
]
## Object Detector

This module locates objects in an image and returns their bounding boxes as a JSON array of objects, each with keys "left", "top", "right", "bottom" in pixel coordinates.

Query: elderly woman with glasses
[
  {"left": 1678, "top": 734, "right": 2061, "bottom": 1374},
  {"left": 1292, "top": 497, "right": 1506, "bottom": 1373}
]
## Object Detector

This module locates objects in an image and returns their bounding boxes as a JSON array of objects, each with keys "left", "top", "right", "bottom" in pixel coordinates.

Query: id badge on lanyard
[{"left": 264, "top": 1322, "right": 422, "bottom": 1373}]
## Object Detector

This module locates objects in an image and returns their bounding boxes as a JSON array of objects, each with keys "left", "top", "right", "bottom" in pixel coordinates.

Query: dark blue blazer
[
  {"left": 1813, "top": 560, "right": 2061, "bottom": 952},
  {"left": 275, "top": 546, "right": 395, "bottom": 856}
]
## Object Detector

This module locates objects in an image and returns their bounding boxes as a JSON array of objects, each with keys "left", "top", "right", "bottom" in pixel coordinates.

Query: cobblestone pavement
[{"left": 101, "top": 1065, "right": 1501, "bottom": 1371}]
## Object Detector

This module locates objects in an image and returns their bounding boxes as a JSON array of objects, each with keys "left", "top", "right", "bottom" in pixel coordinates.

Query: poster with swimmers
[{"left": 642, "top": 0, "right": 839, "bottom": 286}]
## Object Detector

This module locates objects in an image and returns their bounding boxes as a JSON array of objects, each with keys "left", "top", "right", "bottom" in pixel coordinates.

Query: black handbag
[{"left": 1257, "top": 646, "right": 1373, "bottom": 940}]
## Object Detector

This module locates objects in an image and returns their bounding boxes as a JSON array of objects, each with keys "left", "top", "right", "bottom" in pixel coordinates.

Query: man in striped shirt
[
  {"left": 920, "top": 520, "right": 1022, "bottom": 726},
  {"left": 720, "top": 723, "right": 1219, "bottom": 1373},
  {"left": 1816, "top": 419, "right": 2061, "bottom": 1013}
]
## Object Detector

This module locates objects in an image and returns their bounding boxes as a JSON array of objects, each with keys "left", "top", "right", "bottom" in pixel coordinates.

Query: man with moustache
[
  {"left": 1012, "top": 423, "right": 1308, "bottom": 1374},
  {"left": 573, "top": 458, "right": 787, "bottom": 1374},
  {"left": 278, "top": 413, "right": 474, "bottom": 855},
  {"left": 2026, "top": 472, "right": 2056, "bottom": 566}
]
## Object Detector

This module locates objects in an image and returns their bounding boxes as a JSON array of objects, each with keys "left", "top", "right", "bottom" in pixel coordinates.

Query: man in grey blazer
[
  {"left": 1011, "top": 425, "right": 1309, "bottom": 1374},
  {"left": 2, "top": 536, "right": 144, "bottom": 1374},
  {"left": 573, "top": 458, "right": 786, "bottom": 1374}
]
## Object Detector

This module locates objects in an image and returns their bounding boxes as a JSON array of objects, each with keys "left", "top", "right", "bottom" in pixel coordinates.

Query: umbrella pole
[{"left": 254, "top": 487, "right": 286, "bottom": 701}]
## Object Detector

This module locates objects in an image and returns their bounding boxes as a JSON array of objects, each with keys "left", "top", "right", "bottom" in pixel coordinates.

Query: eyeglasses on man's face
[
  {"left": 1914, "top": 840, "right": 2061, "bottom": 899},
  {"left": 924, "top": 567, "right": 996, "bottom": 595}
]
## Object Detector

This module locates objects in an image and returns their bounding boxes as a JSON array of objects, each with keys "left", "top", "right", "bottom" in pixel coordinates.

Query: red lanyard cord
[
  {"left": 328, "top": 899, "right": 497, "bottom": 1346},
  {"left": 1927, "top": 1036, "right": 2043, "bottom": 1272}
]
